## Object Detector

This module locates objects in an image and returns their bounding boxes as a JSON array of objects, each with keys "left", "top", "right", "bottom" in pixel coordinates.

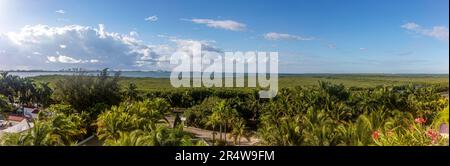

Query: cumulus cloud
[
  {"left": 0, "top": 24, "right": 172, "bottom": 70},
  {"left": 151, "top": 38, "right": 224, "bottom": 71},
  {"left": 401, "top": 22, "right": 449, "bottom": 41},
  {"left": 129, "top": 31, "right": 139, "bottom": 37},
  {"left": 55, "top": 10, "right": 65, "bottom": 14},
  {"left": 47, "top": 55, "right": 81, "bottom": 64},
  {"left": 264, "top": 32, "right": 314, "bottom": 41},
  {"left": 185, "top": 18, "right": 246, "bottom": 31},
  {"left": 145, "top": 16, "right": 158, "bottom": 22},
  {"left": 0, "top": 24, "right": 233, "bottom": 71}
]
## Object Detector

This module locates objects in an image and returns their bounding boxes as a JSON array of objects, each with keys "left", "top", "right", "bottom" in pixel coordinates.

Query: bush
[
  {"left": 184, "top": 96, "right": 221, "bottom": 128},
  {"left": 52, "top": 69, "right": 122, "bottom": 112}
]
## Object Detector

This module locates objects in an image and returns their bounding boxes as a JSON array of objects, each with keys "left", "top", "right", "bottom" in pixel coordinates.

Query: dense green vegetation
[
  {"left": 1, "top": 70, "right": 206, "bottom": 146},
  {"left": 96, "top": 99, "right": 205, "bottom": 146},
  {"left": 1, "top": 109, "right": 86, "bottom": 146},
  {"left": 31, "top": 74, "right": 449, "bottom": 91},
  {"left": 256, "top": 82, "right": 448, "bottom": 145},
  {"left": 1, "top": 71, "right": 449, "bottom": 146},
  {"left": 1, "top": 72, "right": 53, "bottom": 108}
]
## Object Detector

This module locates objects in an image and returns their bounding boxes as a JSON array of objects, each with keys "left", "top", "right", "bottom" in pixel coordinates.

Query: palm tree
[
  {"left": 96, "top": 106, "right": 137, "bottom": 140},
  {"left": 223, "top": 107, "right": 238, "bottom": 144},
  {"left": 48, "top": 113, "right": 87, "bottom": 145},
  {"left": 206, "top": 111, "right": 220, "bottom": 145},
  {"left": 7, "top": 120, "right": 59, "bottom": 146},
  {"left": 35, "top": 82, "right": 53, "bottom": 108},
  {"left": 96, "top": 99, "right": 172, "bottom": 143},
  {"left": 229, "top": 118, "right": 247, "bottom": 145},
  {"left": 210, "top": 100, "right": 225, "bottom": 141}
]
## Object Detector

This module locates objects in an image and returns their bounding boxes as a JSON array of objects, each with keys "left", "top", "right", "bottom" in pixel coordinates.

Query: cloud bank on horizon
[{"left": 0, "top": 24, "right": 226, "bottom": 71}]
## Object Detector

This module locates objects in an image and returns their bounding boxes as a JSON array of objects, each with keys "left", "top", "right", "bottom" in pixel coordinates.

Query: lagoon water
[
  {"left": 8, "top": 71, "right": 283, "bottom": 78},
  {"left": 6, "top": 71, "right": 258, "bottom": 78},
  {"left": 7, "top": 71, "right": 172, "bottom": 78},
  {"left": 6, "top": 71, "right": 445, "bottom": 79}
]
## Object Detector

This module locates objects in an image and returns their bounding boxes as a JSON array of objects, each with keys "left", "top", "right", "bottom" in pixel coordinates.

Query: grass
[{"left": 31, "top": 74, "right": 449, "bottom": 92}]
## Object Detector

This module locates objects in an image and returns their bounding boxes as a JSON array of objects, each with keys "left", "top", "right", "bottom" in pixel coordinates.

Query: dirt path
[
  {"left": 441, "top": 92, "right": 449, "bottom": 99},
  {"left": 166, "top": 116, "right": 260, "bottom": 146}
]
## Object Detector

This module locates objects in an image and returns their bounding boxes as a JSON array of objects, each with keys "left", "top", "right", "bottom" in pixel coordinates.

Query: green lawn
[{"left": 31, "top": 74, "right": 449, "bottom": 91}]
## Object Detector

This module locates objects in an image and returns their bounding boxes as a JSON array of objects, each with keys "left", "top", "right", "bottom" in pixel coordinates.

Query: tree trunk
[
  {"left": 224, "top": 122, "right": 227, "bottom": 143},
  {"left": 212, "top": 126, "right": 216, "bottom": 146},
  {"left": 219, "top": 125, "right": 222, "bottom": 141},
  {"left": 238, "top": 136, "right": 241, "bottom": 146}
]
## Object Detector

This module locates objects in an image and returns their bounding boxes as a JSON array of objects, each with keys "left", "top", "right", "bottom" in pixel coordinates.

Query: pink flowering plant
[{"left": 373, "top": 118, "right": 448, "bottom": 146}]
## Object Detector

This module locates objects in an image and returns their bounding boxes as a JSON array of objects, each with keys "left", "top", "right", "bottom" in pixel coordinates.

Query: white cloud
[
  {"left": 47, "top": 55, "right": 82, "bottom": 63},
  {"left": 145, "top": 16, "right": 158, "bottom": 22},
  {"left": 0, "top": 24, "right": 173, "bottom": 70},
  {"left": 129, "top": 31, "right": 139, "bottom": 37},
  {"left": 46, "top": 56, "right": 57, "bottom": 63},
  {"left": 0, "top": 24, "right": 232, "bottom": 71},
  {"left": 90, "top": 59, "right": 99, "bottom": 63},
  {"left": 359, "top": 48, "right": 367, "bottom": 51},
  {"left": 186, "top": 18, "right": 246, "bottom": 31},
  {"left": 46, "top": 54, "right": 99, "bottom": 64},
  {"left": 138, "top": 38, "right": 223, "bottom": 70},
  {"left": 264, "top": 32, "right": 314, "bottom": 41},
  {"left": 55, "top": 10, "right": 65, "bottom": 14},
  {"left": 401, "top": 22, "right": 449, "bottom": 41},
  {"left": 401, "top": 22, "right": 420, "bottom": 30}
]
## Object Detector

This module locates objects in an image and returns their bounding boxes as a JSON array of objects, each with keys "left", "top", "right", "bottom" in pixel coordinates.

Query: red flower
[
  {"left": 414, "top": 117, "right": 426, "bottom": 124},
  {"left": 426, "top": 130, "right": 439, "bottom": 144},
  {"left": 372, "top": 131, "right": 380, "bottom": 140}
]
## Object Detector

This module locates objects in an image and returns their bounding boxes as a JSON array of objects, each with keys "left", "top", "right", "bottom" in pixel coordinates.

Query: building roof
[{"left": 8, "top": 115, "right": 25, "bottom": 122}]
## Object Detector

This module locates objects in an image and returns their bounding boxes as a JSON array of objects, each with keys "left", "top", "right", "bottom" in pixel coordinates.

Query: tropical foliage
[
  {"left": 96, "top": 99, "right": 202, "bottom": 146},
  {"left": 1, "top": 110, "right": 86, "bottom": 146},
  {"left": 52, "top": 69, "right": 122, "bottom": 112},
  {"left": 257, "top": 81, "right": 449, "bottom": 146},
  {"left": 1, "top": 71, "right": 448, "bottom": 146},
  {"left": 1, "top": 72, "right": 53, "bottom": 107}
]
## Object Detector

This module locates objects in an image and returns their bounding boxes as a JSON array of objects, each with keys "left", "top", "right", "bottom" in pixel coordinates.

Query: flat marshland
[{"left": 31, "top": 74, "right": 450, "bottom": 91}]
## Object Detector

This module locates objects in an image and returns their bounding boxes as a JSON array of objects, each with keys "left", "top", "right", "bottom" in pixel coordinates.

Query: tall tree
[{"left": 53, "top": 68, "right": 122, "bottom": 112}]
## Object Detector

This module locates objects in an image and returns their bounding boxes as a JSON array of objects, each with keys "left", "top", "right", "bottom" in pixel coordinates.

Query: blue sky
[{"left": 0, "top": 0, "right": 448, "bottom": 73}]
